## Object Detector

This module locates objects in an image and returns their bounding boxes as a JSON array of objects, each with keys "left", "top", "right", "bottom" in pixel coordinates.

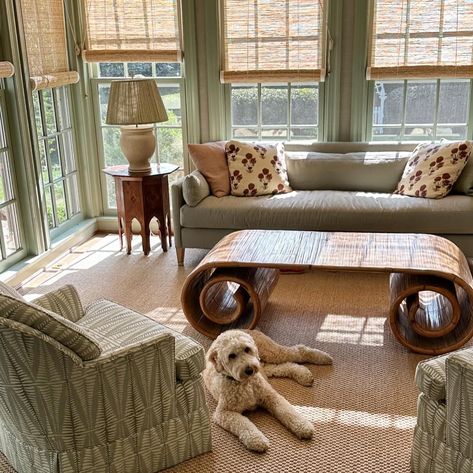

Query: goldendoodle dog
[{"left": 203, "top": 329, "right": 332, "bottom": 452}]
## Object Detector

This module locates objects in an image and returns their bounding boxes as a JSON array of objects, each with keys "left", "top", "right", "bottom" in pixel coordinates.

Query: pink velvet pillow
[{"left": 188, "top": 141, "right": 230, "bottom": 197}]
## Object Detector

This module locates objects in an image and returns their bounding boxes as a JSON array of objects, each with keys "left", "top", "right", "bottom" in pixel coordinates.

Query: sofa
[
  {"left": 171, "top": 142, "right": 473, "bottom": 264},
  {"left": 411, "top": 348, "right": 473, "bottom": 472}
]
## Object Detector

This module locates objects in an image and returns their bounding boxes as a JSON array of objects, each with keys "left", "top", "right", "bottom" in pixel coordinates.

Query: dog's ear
[{"left": 207, "top": 349, "right": 223, "bottom": 373}]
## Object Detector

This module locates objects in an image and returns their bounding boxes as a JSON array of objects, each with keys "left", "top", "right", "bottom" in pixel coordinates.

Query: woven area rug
[{"left": 2, "top": 233, "right": 447, "bottom": 472}]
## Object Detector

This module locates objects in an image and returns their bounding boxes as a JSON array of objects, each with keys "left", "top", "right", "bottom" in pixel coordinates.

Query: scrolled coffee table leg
[
  {"left": 181, "top": 266, "right": 279, "bottom": 339},
  {"left": 389, "top": 272, "right": 473, "bottom": 355}
]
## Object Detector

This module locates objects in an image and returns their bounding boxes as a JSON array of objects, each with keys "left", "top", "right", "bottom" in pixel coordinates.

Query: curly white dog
[{"left": 203, "top": 329, "right": 332, "bottom": 452}]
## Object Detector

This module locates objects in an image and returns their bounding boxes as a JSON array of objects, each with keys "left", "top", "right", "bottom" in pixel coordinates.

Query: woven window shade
[
  {"left": 368, "top": 0, "right": 473, "bottom": 80},
  {"left": 221, "top": 0, "right": 327, "bottom": 84},
  {"left": 83, "top": 0, "right": 182, "bottom": 63},
  {"left": 19, "top": 0, "right": 79, "bottom": 90},
  {"left": 0, "top": 62, "right": 15, "bottom": 79}
]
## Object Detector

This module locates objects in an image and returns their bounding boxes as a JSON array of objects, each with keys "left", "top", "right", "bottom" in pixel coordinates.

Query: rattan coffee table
[{"left": 181, "top": 230, "right": 473, "bottom": 354}]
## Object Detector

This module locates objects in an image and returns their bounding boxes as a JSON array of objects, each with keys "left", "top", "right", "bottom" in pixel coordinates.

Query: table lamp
[{"left": 106, "top": 78, "right": 168, "bottom": 173}]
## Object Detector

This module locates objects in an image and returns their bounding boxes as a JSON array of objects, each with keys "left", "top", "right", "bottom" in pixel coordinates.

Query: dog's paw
[
  {"left": 294, "top": 367, "right": 314, "bottom": 386},
  {"left": 291, "top": 419, "right": 315, "bottom": 440},
  {"left": 298, "top": 346, "right": 333, "bottom": 365},
  {"left": 240, "top": 431, "right": 270, "bottom": 452}
]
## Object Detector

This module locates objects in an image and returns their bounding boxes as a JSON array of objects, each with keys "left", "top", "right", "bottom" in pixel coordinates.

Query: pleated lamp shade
[{"left": 106, "top": 79, "right": 168, "bottom": 126}]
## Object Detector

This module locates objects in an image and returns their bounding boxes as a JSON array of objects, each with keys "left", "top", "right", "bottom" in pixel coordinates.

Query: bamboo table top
[{"left": 195, "top": 230, "right": 473, "bottom": 287}]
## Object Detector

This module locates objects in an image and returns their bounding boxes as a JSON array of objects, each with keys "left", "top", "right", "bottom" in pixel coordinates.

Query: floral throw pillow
[
  {"left": 225, "top": 140, "right": 292, "bottom": 196},
  {"left": 394, "top": 141, "right": 472, "bottom": 198}
]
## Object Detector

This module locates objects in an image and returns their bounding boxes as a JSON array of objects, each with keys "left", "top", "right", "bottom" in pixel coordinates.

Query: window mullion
[
  {"left": 432, "top": 79, "right": 441, "bottom": 141},
  {"left": 287, "top": 82, "right": 292, "bottom": 141},
  {"left": 258, "top": 83, "right": 262, "bottom": 141},
  {"left": 400, "top": 80, "right": 408, "bottom": 140}
]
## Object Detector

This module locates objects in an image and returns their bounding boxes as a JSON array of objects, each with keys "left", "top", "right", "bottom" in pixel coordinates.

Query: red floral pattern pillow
[
  {"left": 225, "top": 140, "right": 292, "bottom": 196},
  {"left": 394, "top": 141, "right": 472, "bottom": 199}
]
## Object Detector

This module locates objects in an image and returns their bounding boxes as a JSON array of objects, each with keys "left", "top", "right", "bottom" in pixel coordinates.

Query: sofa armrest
[
  {"left": 445, "top": 349, "right": 473, "bottom": 458},
  {"left": 33, "top": 285, "right": 84, "bottom": 322},
  {"left": 171, "top": 175, "right": 186, "bottom": 249}
]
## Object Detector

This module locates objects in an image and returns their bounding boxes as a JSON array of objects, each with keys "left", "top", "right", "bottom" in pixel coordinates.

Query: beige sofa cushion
[
  {"left": 181, "top": 190, "right": 473, "bottom": 234},
  {"left": 286, "top": 152, "right": 411, "bottom": 192}
]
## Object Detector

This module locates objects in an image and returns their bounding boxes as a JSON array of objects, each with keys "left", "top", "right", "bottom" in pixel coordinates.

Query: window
[
  {"left": 367, "top": 0, "right": 473, "bottom": 142},
  {"left": 230, "top": 83, "right": 319, "bottom": 141},
  {"left": 92, "top": 62, "right": 186, "bottom": 209},
  {"left": 0, "top": 83, "right": 23, "bottom": 260},
  {"left": 32, "top": 87, "right": 81, "bottom": 230},
  {"left": 371, "top": 79, "right": 471, "bottom": 141}
]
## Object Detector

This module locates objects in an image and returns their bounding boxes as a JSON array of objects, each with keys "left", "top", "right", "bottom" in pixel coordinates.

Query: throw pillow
[
  {"left": 226, "top": 140, "right": 292, "bottom": 196},
  {"left": 394, "top": 141, "right": 472, "bottom": 198},
  {"left": 182, "top": 170, "right": 210, "bottom": 207},
  {"left": 188, "top": 141, "right": 230, "bottom": 197}
]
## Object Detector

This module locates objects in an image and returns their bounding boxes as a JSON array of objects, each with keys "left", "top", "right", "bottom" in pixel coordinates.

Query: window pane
[
  {"left": 261, "top": 128, "right": 288, "bottom": 140},
  {"left": 156, "top": 63, "right": 181, "bottom": 77},
  {"left": 159, "top": 85, "right": 181, "bottom": 125},
  {"left": 55, "top": 87, "right": 71, "bottom": 130},
  {"left": 233, "top": 128, "right": 258, "bottom": 139},
  {"left": 1, "top": 203, "right": 21, "bottom": 256},
  {"left": 106, "top": 175, "right": 116, "bottom": 208},
  {"left": 44, "top": 186, "right": 54, "bottom": 228},
  {"left": 42, "top": 89, "right": 57, "bottom": 135},
  {"left": 231, "top": 86, "right": 258, "bottom": 126},
  {"left": 128, "top": 63, "right": 152, "bottom": 77},
  {"left": 405, "top": 81, "right": 436, "bottom": 125},
  {"left": 372, "top": 126, "right": 402, "bottom": 141},
  {"left": 99, "top": 84, "right": 110, "bottom": 124},
  {"left": 32, "top": 92, "right": 43, "bottom": 137},
  {"left": 373, "top": 81, "right": 403, "bottom": 125},
  {"left": 290, "top": 127, "right": 318, "bottom": 140},
  {"left": 262, "top": 85, "right": 288, "bottom": 126},
  {"left": 54, "top": 182, "right": 67, "bottom": 224},
  {"left": 403, "top": 126, "right": 433, "bottom": 140},
  {"left": 48, "top": 138, "right": 62, "bottom": 181},
  {"left": 438, "top": 80, "right": 470, "bottom": 124},
  {"left": 66, "top": 174, "right": 80, "bottom": 217},
  {"left": 156, "top": 127, "right": 183, "bottom": 168},
  {"left": 102, "top": 127, "right": 125, "bottom": 167},
  {"left": 0, "top": 151, "right": 13, "bottom": 203},
  {"left": 291, "top": 85, "right": 318, "bottom": 126},
  {"left": 62, "top": 131, "right": 76, "bottom": 174},
  {"left": 436, "top": 125, "right": 467, "bottom": 141},
  {"left": 99, "top": 63, "right": 125, "bottom": 77}
]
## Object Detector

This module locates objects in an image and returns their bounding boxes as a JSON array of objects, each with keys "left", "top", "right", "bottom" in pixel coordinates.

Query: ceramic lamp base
[{"left": 119, "top": 125, "right": 156, "bottom": 173}]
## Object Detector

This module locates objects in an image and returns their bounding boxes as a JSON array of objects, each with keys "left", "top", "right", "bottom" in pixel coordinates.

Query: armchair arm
[
  {"left": 445, "top": 349, "right": 473, "bottom": 459},
  {"left": 171, "top": 175, "right": 186, "bottom": 249},
  {"left": 33, "top": 285, "right": 84, "bottom": 322},
  {"left": 415, "top": 353, "right": 448, "bottom": 401}
]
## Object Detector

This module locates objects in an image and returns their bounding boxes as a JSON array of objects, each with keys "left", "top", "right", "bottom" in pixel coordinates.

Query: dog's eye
[
  {"left": 228, "top": 353, "right": 236, "bottom": 360},
  {"left": 244, "top": 347, "right": 251, "bottom": 353}
]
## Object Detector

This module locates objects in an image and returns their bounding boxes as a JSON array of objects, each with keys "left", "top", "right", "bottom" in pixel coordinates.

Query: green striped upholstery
[
  {"left": 411, "top": 348, "right": 473, "bottom": 472},
  {"left": 79, "top": 299, "right": 205, "bottom": 381},
  {"left": 0, "top": 291, "right": 101, "bottom": 361},
  {"left": 415, "top": 353, "right": 448, "bottom": 401},
  {"left": 0, "top": 287, "right": 211, "bottom": 472},
  {"left": 33, "top": 285, "right": 84, "bottom": 322}
]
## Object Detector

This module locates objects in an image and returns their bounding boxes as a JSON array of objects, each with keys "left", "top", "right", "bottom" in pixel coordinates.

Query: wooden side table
[{"left": 103, "top": 163, "right": 179, "bottom": 255}]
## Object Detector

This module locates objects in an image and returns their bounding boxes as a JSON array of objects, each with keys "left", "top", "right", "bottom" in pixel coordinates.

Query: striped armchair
[
  {"left": 0, "top": 283, "right": 211, "bottom": 473},
  {"left": 411, "top": 348, "right": 473, "bottom": 472}
]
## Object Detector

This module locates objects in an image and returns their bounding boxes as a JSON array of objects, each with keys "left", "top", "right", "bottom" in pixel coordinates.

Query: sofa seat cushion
[
  {"left": 180, "top": 190, "right": 473, "bottom": 234},
  {"left": 79, "top": 300, "right": 205, "bottom": 381}
]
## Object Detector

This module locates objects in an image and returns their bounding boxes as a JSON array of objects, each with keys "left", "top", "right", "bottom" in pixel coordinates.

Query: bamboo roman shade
[
  {"left": 368, "top": 0, "right": 473, "bottom": 80},
  {"left": 0, "top": 62, "right": 14, "bottom": 79},
  {"left": 83, "top": 0, "right": 182, "bottom": 63},
  {"left": 221, "top": 0, "right": 327, "bottom": 83},
  {"left": 19, "top": 0, "right": 79, "bottom": 90}
]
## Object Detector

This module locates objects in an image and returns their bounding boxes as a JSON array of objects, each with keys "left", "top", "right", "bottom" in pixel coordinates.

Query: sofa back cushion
[{"left": 286, "top": 151, "right": 411, "bottom": 192}]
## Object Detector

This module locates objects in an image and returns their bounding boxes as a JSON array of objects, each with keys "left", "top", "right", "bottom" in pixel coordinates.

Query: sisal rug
[{"left": 2, "top": 233, "right": 452, "bottom": 472}]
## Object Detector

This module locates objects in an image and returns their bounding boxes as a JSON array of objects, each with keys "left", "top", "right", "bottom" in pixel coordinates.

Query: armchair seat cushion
[
  {"left": 415, "top": 353, "right": 448, "bottom": 401},
  {"left": 80, "top": 300, "right": 205, "bottom": 380}
]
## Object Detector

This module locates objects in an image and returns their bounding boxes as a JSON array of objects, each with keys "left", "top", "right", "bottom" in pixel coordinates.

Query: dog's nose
[{"left": 245, "top": 367, "right": 254, "bottom": 376}]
